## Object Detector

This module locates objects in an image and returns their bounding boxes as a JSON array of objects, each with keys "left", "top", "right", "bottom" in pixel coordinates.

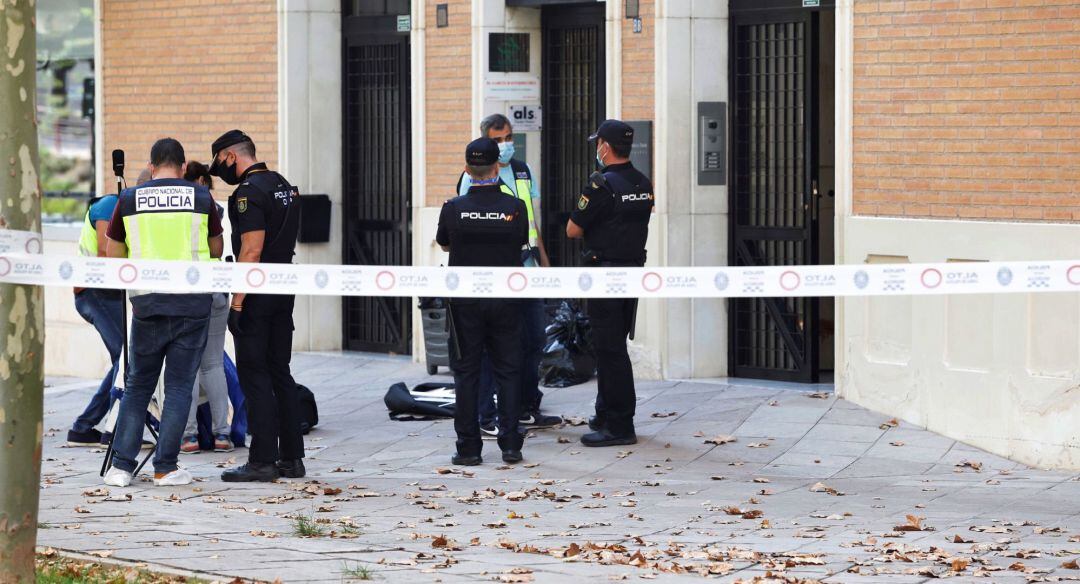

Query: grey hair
[{"left": 480, "top": 113, "right": 512, "bottom": 137}]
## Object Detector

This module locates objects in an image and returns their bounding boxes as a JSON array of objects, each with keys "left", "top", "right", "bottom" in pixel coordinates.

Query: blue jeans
[
  {"left": 72, "top": 290, "right": 124, "bottom": 434},
  {"left": 478, "top": 299, "right": 546, "bottom": 425},
  {"left": 111, "top": 314, "right": 209, "bottom": 475}
]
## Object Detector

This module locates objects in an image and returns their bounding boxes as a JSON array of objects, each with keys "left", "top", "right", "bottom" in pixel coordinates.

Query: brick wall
[
  {"left": 622, "top": 0, "right": 655, "bottom": 122},
  {"left": 101, "top": 0, "right": 277, "bottom": 198},
  {"left": 425, "top": 0, "right": 472, "bottom": 207},
  {"left": 852, "top": 1, "right": 1080, "bottom": 221}
]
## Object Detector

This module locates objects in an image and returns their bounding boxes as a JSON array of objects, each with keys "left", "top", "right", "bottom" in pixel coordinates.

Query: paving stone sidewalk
[{"left": 38, "top": 352, "right": 1080, "bottom": 583}]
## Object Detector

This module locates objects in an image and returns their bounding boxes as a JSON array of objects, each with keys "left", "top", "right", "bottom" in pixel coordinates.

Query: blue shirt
[
  {"left": 88, "top": 195, "right": 119, "bottom": 224},
  {"left": 458, "top": 162, "right": 540, "bottom": 266}
]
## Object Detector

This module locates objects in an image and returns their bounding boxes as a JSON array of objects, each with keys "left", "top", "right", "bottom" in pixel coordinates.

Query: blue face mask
[
  {"left": 595, "top": 144, "right": 606, "bottom": 170},
  {"left": 498, "top": 141, "right": 515, "bottom": 164}
]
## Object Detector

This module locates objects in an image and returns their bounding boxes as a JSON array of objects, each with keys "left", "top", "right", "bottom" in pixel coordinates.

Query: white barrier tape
[
  {"left": 0, "top": 251, "right": 1076, "bottom": 299},
  {"left": 0, "top": 229, "right": 43, "bottom": 255}
]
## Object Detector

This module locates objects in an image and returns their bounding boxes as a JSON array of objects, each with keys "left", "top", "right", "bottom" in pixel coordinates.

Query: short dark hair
[
  {"left": 480, "top": 113, "right": 511, "bottom": 137},
  {"left": 466, "top": 163, "right": 497, "bottom": 180},
  {"left": 610, "top": 143, "right": 632, "bottom": 158},
  {"left": 230, "top": 139, "right": 256, "bottom": 158},
  {"left": 150, "top": 138, "right": 185, "bottom": 168},
  {"left": 184, "top": 160, "right": 213, "bottom": 189}
]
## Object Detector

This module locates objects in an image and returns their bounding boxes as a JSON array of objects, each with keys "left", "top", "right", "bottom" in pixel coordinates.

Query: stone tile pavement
[{"left": 37, "top": 352, "right": 1080, "bottom": 583}]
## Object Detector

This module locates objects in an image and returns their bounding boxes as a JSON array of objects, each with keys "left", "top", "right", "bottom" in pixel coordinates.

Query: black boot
[
  {"left": 588, "top": 416, "right": 605, "bottom": 432},
  {"left": 276, "top": 459, "right": 306, "bottom": 478},
  {"left": 501, "top": 449, "right": 523, "bottom": 464},
  {"left": 581, "top": 429, "right": 637, "bottom": 447},
  {"left": 452, "top": 453, "right": 482, "bottom": 466},
  {"left": 221, "top": 462, "right": 280, "bottom": 482}
]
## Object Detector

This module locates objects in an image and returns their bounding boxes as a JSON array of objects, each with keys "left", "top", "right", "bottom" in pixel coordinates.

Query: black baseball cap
[
  {"left": 588, "top": 119, "right": 634, "bottom": 148},
  {"left": 209, "top": 129, "right": 253, "bottom": 174},
  {"left": 465, "top": 137, "right": 500, "bottom": 166}
]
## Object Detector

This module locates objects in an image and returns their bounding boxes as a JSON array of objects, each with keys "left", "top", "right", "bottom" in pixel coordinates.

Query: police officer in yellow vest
[
  {"left": 102, "top": 138, "right": 224, "bottom": 487},
  {"left": 65, "top": 193, "right": 124, "bottom": 447},
  {"left": 455, "top": 114, "right": 563, "bottom": 439}
]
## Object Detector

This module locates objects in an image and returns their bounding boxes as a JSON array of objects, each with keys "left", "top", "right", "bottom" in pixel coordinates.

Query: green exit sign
[{"left": 803, "top": 0, "right": 820, "bottom": 6}]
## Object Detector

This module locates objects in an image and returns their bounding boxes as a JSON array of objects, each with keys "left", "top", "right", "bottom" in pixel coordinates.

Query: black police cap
[
  {"left": 588, "top": 119, "right": 634, "bottom": 148},
  {"left": 465, "top": 137, "right": 500, "bottom": 166},
  {"left": 209, "top": 130, "right": 253, "bottom": 171}
]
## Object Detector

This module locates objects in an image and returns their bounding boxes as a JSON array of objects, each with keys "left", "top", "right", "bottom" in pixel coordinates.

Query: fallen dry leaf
[
  {"left": 87, "top": 550, "right": 114, "bottom": 558},
  {"left": 955, "top": 460, "right": 983, "bottom": 472},
  {"left": 1062, "top": 559, "right": 1079, "bottom": 570},
  {"left": 894, "top": 514, "right": 926, "bottom": 532},
  {"left": 879, "top": 418, "right": 899, "bottom": 430},
  {"left": 704, "top": 435, "right": 737, "bottom": 446},
  {"left": 807, "top": 392, "right": 829, "bottom": 399},
  {"left": 809, "top": 482, "right": 843, "bottom": 496},
  {"left": 952, "top": 534, "right": 974, "bottom": 543},
  {"left": 650, "top": 412, "right": 677, "bottom": 419},
  {"left": 747, "top": 442, "right": 769, "bottom": 449}
]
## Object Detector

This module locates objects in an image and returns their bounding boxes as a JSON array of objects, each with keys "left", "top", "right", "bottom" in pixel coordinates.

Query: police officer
[
  {"left": 103, "top": 138, "right": 224, "bottom": 487},
  {"left": 437, "top": 138, "right": 530, "bottom": 466},
  {"left": 208, "top": 130, "right": 305, "bottom": 482},
  {"left": 566, "top": 120, "right": 654, "bottom": 447}
]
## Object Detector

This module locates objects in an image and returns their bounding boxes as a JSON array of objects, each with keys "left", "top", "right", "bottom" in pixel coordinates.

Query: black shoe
[
  {"left": 480, "top": 423, "right": 498, "bottom": 440},
  {"left": 99, "top": 431, "right": 112, "bottom": 445},
  {"left": 501, "top": 449, "right": 523, "bottom": 464},
  {"left": 276, "top": 459, "right": 306, "bottom": 478},
  {"left": 520, "top": 411, "right": 563, "bottom": 428},
  {"left": 221, "top": 462, "right": 280, "bottom": 482},
  {"left": 67, "top": 428, "right": 102, "bottom": 447},
  {"left": 588, "top": 416, "right": 605, "bottom": 432},
  {"left": 451, "top": 453, "right": 482, "bottom": 466},
  {"left": 581, "top": 429, "right": 637, "bottom": 447}
]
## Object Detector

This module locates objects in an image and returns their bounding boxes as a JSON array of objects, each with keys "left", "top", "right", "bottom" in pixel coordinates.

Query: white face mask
[{"left": 498, "top": 141, "right": 515, "bottom": 164}]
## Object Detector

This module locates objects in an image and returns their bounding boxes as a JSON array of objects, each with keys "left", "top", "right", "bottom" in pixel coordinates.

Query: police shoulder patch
[
  {"left": 237, "top": 197, "right": 248, "bottom": 213},
  {"left": 578, "top": 195, "right": 590, "bottom": 210}
]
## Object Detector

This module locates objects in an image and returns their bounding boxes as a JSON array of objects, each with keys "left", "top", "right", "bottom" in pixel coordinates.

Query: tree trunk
[{"left": 0, "top": 1, "right": 44, "bottom": 582}]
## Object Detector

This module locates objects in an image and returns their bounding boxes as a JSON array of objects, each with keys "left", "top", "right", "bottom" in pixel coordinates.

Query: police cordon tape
[{"left": 0, "top": 250, "right": 1078, "bottom": 299}]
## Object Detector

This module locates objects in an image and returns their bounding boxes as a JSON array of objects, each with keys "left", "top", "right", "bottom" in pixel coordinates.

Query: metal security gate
[
  {"left": 342, "top": 13, "right": 411, "bottom": 354},
  {"left": 541, "top": 5, "right": 605, "bottom": 268},
  {"left": 729, "top": 3, "right": 824, "bottom": 382}
]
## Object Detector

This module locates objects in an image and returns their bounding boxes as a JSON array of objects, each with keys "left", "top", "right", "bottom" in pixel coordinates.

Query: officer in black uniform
[
  {"left": 566, "top": 120, "right": 655, "bottom": 447},
  {"left": 436, "top": 138, "right": 530, "bottom": 466},
  {"left": 208, "top": 130, "right": 305, "bottom": 482}
]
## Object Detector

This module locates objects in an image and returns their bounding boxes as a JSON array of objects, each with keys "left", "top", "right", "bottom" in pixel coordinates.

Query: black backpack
[{"left": 298, "top": 384, "right": 318, "bottom": 434}]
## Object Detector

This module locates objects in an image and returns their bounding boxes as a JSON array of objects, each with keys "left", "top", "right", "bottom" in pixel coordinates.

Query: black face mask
[{"left": 218, "top": 161, "right": 240, "bottom": 186}]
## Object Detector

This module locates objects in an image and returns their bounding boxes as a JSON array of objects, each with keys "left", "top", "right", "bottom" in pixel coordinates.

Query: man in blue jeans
[
  {"left": 457, "top": 114, "right": 562, "bottom": 437},
  {"left": 66, "top": 194, "right": 124, "bottom": 446},
  {"left": 102, "top": 138, "right": 224, "bottom": 487}
]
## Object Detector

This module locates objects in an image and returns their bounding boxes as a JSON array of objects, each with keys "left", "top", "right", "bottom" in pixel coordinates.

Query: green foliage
[
  {"left": 340, "top": 562, "right": 374, "bottom": 581},
  {"left": 292, "top": 511, "right": 328, "bottom": 538}
]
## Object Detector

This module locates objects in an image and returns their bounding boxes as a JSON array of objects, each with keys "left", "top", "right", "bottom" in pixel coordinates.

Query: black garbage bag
[{"left": 539, "top": 301, "right": 596, "bottom": 388}]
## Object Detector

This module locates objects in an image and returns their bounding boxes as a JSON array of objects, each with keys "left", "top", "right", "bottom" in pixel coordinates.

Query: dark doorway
[
  {"left": 342, "top": 5, "right": 412, "bottom": 354},
  {"left": 541, "top": 4, "right": 606, "bottom": 268},
  {"left": 728, "top": 0, "right": 836, "bottom": 382}
]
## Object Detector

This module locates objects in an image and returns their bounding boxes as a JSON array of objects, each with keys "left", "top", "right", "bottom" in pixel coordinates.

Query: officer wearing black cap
[
  {"left": 208, "top": 130, "right": 305, "bottom": 482},
  {"left": 436, "top": 138, "right": 530, "bottom": 466},
  {"left": 566, "top": 119, "right": 655, "bottom": 447}
]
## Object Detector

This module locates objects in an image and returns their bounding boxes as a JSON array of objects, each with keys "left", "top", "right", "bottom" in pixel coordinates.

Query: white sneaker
[
  {"left": 103, "top": 467, "right": 133, "bottom": 487},
  {"left": 153, "top": 468, "right": 192, "bottom": 486}
]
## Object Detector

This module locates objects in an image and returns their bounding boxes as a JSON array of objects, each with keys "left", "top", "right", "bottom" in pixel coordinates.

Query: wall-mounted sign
[
  {"left": 489, "top": 33, "right": 530, "bottom": 73},
  {"left": 483, "top": 76, "right": 540, "bottom": 101},
  {"left": 396, "top": 15, "right": 411, "bottom": 32},
  {"left": 626, "top": 120, "right": 652, "bottom": 180},
  {"left": 508, "top": 104, "right": 542, "bottom": 132},
  {"left": 802, "top": 0, "right": 820, "bottom": 6}
]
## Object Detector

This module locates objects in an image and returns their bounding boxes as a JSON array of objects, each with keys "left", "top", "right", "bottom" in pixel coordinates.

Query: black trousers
[
  {"left": 588, "top": 298, "right": 637, "bottom": 436},
  {"left": 450, "top": 299, "right": 523, "bottom": 456},
  {"left": 234, "top": 294, "right": 304, "bottom": 464}
]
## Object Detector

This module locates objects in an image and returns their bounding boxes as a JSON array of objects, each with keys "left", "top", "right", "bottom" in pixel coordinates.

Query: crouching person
[{"left": 103, "top": 138, "right": 224, "bottom": 487}]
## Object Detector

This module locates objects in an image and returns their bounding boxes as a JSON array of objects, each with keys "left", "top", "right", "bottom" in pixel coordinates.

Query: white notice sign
[
  {"left": 484, "top": 76, "right": 541, "bottom": 101},
  {"left": 508, "top": 105, "right": 542, "bottom": 131}
]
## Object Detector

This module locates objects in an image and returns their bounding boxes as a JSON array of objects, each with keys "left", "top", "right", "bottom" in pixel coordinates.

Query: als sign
[{"left": 509, "top": 104, "right": 542, "bottom": 132}]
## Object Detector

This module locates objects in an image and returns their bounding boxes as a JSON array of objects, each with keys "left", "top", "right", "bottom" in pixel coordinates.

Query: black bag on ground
[
  {"left": 298, "top": 384, "right": 318, "bottom": 434},
  {"left": 539, "top": 301, "right": 596, "bottom": 388},
  {"left": 384, "top": 382, "right": 456, "bottom": 420}
]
